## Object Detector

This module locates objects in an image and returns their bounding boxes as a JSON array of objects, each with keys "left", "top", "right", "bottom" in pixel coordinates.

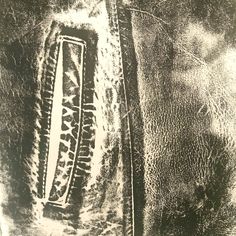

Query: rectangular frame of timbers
[{"left": 38, "top": 27, "right": 96, "bottom": 208}]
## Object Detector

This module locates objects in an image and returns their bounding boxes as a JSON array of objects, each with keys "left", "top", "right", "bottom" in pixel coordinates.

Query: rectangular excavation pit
[{"left": 39, "top": 34, "right": 88, "bottom": 208}]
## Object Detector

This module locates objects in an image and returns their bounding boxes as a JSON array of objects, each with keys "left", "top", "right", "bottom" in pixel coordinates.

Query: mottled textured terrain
[
  {"left": 1, "top": 0, "right": 236, "bottom": 235},
  {"left": 129, "top": 0, "right": 236, "bottom": 235}
]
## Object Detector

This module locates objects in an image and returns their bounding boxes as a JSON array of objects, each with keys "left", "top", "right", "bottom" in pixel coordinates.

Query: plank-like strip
[{"left": 43, "top": 35, "right": 86, "bottom": 207}]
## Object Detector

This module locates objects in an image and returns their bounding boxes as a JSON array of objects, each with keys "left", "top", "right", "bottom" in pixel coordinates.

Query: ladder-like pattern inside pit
[{"left": 39, "top": 33, "right": 95, "bottom": 207}]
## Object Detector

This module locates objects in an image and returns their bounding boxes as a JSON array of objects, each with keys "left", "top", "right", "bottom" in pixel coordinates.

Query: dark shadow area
[{"left": 118, "top": 4, "right": 145, "bottom": 236}]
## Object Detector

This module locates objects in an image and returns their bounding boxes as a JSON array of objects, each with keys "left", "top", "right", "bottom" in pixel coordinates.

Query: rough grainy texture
[
  {"left": 1, "top": 0, "right": 236, "bottom": 236},
  {"left": 129, "top": 0, "right": 236, "bottom": 235}
]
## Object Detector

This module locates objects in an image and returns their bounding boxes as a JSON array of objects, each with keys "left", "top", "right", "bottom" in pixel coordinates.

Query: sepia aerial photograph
[{"left": 1, "top": 0, "right": 236, "bottom": 235}]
